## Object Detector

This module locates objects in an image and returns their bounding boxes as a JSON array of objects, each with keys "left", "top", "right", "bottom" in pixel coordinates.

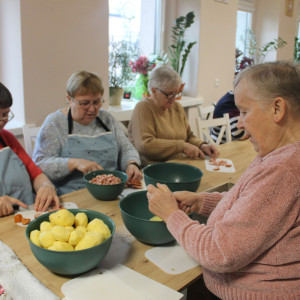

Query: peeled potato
[
  {"left": 48, "top": 241, "right": 74, "bottom": 251},
  {"left": 30, "top": 230, "right": 41, "bottom": 247},
  {"left": 49, "top": 209, "right": 74, "bottom": 226},
  {"left": 65, "top": 226, "right": 75, "bottom": 232},
  {"left": 51, "top": 226, "right": 70, "bottom": 242},
  {"left": 69, "top": 230, "right": 84, "bottom": 246},
  {"left": 39, "top": 230, "right": 56, "bottom": 248},
  {"left": 87, "top": 219, "right": 111, "bottom": 240},
  {"left": 150, "top": 216, "right": 163, "bottom": 222},
  {"left": 40, "top": 221, "right": 54, "bottom": 232},
  {"left": 75, "top": 233, "right": 102, "bottom": 250},
  {"left": 76, "top": 225, "right": 88, "bottom": 234},
  {"left": 74, "top": 213, "right": 88, "bottom": 227}
]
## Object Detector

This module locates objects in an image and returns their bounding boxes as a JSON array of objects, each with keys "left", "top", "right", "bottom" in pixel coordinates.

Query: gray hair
[
  {"left": 148, "top": 66, "right": 181, "bottom": 95},
  {"left": 66, "top": 71, "right": 104, "bottom": 97},
  {"left": 234, "top": 61, "right": 300, "bottom": 116}
]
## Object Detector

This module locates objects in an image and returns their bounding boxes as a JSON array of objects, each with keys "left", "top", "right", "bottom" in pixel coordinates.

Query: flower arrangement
[
  {"left": 129, "top": 55, "right": 156, "bottom": 75},
  {"left": 129, "top": 55, "right": 156, "bottom": 99}
]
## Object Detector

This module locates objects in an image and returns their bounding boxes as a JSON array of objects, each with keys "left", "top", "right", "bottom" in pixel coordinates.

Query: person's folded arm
[{"left": 167, "top": 165, "right": 300, "bottom": 273}]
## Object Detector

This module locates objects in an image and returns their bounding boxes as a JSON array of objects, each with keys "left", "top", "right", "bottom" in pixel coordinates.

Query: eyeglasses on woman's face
[
  {"left": 156, "top": 88, "right": 181, "bottom": 100},
  {"left": 71, "top": 97, "right": 105, "bottom": 110},
  {"left": 0, "top": 110, "right": 14, "bottom": 122}
]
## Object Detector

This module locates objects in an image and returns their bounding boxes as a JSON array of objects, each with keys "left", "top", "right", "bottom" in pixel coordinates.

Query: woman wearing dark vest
[
  {"left": 33, "top": 71, "right": 142, "bottom": 196},
  {"left": 0, "top": 82, "right": 59, "bottom": 216}
]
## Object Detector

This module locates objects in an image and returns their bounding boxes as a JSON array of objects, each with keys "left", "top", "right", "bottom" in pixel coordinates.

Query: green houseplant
[
  {"left": 109, "top": 40, "right": 139, "bottom": 105},
  {"left": 294, "top": 37, "right": 300, "bottom": 63},
  {"left": 240, "top": 29, "right": 287, "bottom": 64},
  {"left": 156, "top": 11, "right": 196, "bottom": 78}
]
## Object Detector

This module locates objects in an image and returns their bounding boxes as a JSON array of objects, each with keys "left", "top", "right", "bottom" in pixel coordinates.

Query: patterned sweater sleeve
[
  {"left": 100, "top": 111, "right": 141, "bottom": 172},
  {"left": 167, "top": 164, "right": 300, "bottom": 273},
  {"left": 32, "top": 113, "right": 71, "bottom": 182},
  {"left": 128, "top": 101, "right": 185, "bottom": 160}
]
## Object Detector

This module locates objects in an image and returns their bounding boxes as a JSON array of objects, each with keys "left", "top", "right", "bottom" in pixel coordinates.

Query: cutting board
[
  {"left": 145, "top": 241, "right": 199, "bottom": 274},
  {"left": 62, "top": 264, "right": 183, "bottom": 300},
  {"left": 15, "top": 202, "right": 78, "bottom": 227},
  {"left": 121, "top": 178, "right": 147, "bottom": 197},
  {"left": 205, "top": 158, "right": 235, "bottom": 173}
]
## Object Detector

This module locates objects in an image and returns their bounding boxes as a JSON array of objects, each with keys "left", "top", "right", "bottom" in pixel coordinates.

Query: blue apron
[
  {"left": 55, "top": 109, "right": 119, "bottom": 195},
  {"left": 0, "top": 135, "right": 34, "bottom": 205}
]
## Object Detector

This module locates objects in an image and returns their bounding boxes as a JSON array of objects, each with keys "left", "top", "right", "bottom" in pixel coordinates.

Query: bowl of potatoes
[{"left": 25, "top": 208, "right": 115, "bottom": 275}]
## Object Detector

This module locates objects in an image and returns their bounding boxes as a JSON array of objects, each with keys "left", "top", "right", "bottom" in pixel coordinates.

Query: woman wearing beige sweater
[{"left": 128, "top": 66, "right": 219, "bottom": 166}]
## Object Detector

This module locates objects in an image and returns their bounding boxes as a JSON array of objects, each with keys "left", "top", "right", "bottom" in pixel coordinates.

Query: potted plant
[
  {"left": 109, "top": 40, "right": 139, "bottom": 105},
  {"left": 294, "top": 37, "right": 300, "bottom": 63}
]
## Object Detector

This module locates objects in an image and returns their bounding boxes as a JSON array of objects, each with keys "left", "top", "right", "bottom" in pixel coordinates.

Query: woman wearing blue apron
[
  {"left": 0, "top": 82, "right": 59, "bottom": 216},
  {"left": 33, "top": 71, "right": 142, "bottom": 196}
]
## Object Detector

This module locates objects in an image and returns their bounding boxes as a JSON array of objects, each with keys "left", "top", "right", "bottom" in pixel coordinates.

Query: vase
[
  {"left": 109, "top": 87, "right": 124, "bottom": 106},
  {"left": 134, "top": 74, "right": 149, "bottom": 100},
  {"left": 176, "top": 82, "right": 186, "bottom": 100}
]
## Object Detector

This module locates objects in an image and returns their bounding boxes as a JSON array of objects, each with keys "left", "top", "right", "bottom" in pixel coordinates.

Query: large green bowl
[
  {"left": 119, "top": 191, "right": 175, "bottom": 245},
  {"left": 143, "top": 162, "right": 203, "bottom": 192},
  {"left": 84, "top": 170, "right": 128, "bottom": 201},
  {"left": 25, "top": 209, "right": 115, "bottom": 275}
]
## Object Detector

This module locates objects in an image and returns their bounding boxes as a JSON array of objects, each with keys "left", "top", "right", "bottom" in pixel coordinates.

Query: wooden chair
[
  {"left": 198, "top": 102, "right": 216, "bottom": 121},
  {"left": 196, "top": 113, "right": 231, "bottom": 145},
  {"left": 22, "top": 124, "right": 41, "bottom": 157}
]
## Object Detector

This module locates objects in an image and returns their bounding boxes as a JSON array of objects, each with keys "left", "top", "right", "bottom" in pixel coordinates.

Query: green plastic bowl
[
  {"left": 25, "top": 209, "right": 115, "bottom": 275},
  {"left": 143, "top": 162, "right": 203, "bottom": 192},
  {"left": 84, "top": 170, "right": 128, "bottom": 201},
  {"left": 119, "top": 190, "right": 175, "bottom": 245}
]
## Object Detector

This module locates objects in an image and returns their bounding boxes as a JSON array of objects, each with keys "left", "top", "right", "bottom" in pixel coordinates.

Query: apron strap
[
  {"left": 0, "top": 133, "right": 7, "bottom": 148},
  {"left": 68, "top": 108, "right": 110, "bottom": 134}
]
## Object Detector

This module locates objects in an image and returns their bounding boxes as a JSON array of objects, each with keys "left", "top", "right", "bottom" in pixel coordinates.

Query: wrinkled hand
[
  {"left": 200, "top": 144, "right": 219, "bottom": 159},
  {"left": 147, "top": 183, "right": 178, "bottom": 223},
  {"left": 70, "top": 158, "right": 103, "bottom": 174},
  {"left": 0, "top": 196, "right": 27, "bottom": 217},
  {"left": 183, "top": 143, "right": 205, "bottom": 159},
  {"left": 173, "top": 191, "right": 203, "bottom": 214},
  {"left": 35, "top": 185, "right": 59, "bottom": 212},
  {"left": 126, "top": 164, "right": 143, "bottom": 184}
]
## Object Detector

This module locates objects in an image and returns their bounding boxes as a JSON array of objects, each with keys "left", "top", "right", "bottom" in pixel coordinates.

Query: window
[
  {"left": 235, "top": 10, "right": 252, "bottom": 57},
  {"left": 109, "top": 0, "right": 160, "bottom": 57}
]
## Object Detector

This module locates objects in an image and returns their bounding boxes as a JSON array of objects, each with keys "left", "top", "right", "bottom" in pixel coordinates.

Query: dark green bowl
[
  {"left": 143, "top": 162, "right": 203, "bottom": 192},
  {"left": 84, "top": 170, "right": 128, "bottom": 201},
  {"left": 25, "top": 209, "right": 115, "bottom": 275},
  {"left": 119, "top": 190, "right": 175, "bottom": 245}
]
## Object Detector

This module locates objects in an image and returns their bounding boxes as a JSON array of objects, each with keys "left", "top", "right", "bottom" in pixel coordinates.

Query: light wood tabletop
[{"left": 0, "top": 140, "right": 256, "bottom": 299}]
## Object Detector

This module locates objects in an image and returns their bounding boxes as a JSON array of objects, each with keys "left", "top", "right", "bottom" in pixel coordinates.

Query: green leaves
[{"left": 294, "top": 37, "right": 300, "bottom": 63}]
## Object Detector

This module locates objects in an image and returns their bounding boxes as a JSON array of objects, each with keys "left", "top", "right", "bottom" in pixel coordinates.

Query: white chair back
[
  {"left": 196, "top": 113, "right": 232, "bottom": 146},
  {"left": 198, "top": 102, "right": 216, "bottom": 121},
  {"left": 22, "top": 124, "right": 41, "bottom": 157}
]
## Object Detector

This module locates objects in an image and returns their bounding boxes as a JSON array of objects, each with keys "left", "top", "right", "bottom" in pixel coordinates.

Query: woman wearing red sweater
[
  {"left": 147, "top": 61, "right": 300, "bottom": 300},
  {"left": 0, "top": 82, "right": 59, "bottom": 216}
]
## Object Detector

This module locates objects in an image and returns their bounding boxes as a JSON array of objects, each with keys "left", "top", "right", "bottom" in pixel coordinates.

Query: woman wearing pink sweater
[{"left": 147, "top": 61, "right": 300, "bottom": 300}]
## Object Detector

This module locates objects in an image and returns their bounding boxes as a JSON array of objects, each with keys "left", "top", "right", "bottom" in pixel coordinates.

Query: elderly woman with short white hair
[
  {"left": 147, "top": 61, "right": 300, "bottom": 300},
  {"left": 128, "top": 66, "right": 219, "bottom": 166}
]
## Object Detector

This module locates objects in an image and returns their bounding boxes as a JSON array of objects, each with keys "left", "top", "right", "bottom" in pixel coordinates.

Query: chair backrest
[
  {"left": 22, "top": 124, "right": 41, "bottom": 157},
  {"left": 198, "top": 102, "right": 216, "bottom": 121},
  {"left": 196, "top": 113, "right": 232, "bottom": 146}
]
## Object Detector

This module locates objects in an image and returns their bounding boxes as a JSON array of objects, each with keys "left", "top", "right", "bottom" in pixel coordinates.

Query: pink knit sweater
[{"left": 167, "top": 140, "right": 300, "bottom": 300}]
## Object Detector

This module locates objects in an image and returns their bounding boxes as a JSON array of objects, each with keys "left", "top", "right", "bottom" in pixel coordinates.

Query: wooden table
[{"left": 0, "top": 140, "right": 256, "bottom": 298}]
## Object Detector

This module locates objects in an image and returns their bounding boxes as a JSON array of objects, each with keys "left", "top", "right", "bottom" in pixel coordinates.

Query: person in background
[
  {"left": 211, "top": 91, "right": 248, "bottom": 144},
  {"left": 0, "top": 82, "right": 59, "bottom": 216},
  {"left": 147, "top": 61, "right": 300, "bottom": 300},
  {"left": 33, "top": 71, "right": 142, "bottom": 195},
  {"left": 128, "top": 66, "right": 219, "bottom": 167}
]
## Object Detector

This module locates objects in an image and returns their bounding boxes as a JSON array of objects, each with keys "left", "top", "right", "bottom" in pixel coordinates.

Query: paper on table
[
  {"left": 61, "top": 268, "right": 149, "bottom": 300},
  {"left": 205, "top": 158, "right": 235, "bottom": 173},
  {"left": 110, "top": 264, "right": 183, "bottom": 300},
  {"left": 15, "top": 202, "right": 78, "bottom": 227},
  {"left": 145, "top": 241, "right": 199, "bottom": 275}
]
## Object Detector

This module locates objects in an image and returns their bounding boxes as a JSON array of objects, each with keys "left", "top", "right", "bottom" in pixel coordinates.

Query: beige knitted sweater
[{"left": 128, "top": 98, "right": 205, "bottom": 166}]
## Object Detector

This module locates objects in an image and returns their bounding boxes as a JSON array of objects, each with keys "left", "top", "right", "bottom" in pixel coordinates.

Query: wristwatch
[{"left": 129, "top": 162, "right": 141, "bottom": 170}]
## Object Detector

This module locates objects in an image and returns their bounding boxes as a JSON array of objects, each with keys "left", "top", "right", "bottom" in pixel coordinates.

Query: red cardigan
[{"left": 0, "top": 129, "right": 42, "bottom": 181}]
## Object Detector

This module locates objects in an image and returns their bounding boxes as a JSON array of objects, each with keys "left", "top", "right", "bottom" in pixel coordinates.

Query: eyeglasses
[
  {"left": 156, "top": 88, "right": 182, "bottom": 100},
  {"left": 72, "top": 98, "right": 105, "bottom": 109},
  {"left": 0, "top": 110, "right": 14, "bottom": 122}
]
